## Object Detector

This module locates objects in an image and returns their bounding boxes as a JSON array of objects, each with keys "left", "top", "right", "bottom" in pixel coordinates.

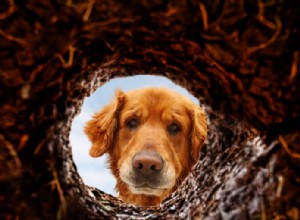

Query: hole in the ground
[
  {"left": 70, "top": 74, "right": 201, "bottom": 204},
  {"left": 59, "top": 70, "right": 276, "bottom": 219}
]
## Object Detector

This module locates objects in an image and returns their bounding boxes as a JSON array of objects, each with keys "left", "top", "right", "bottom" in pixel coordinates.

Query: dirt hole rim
[
  {"left": 56, "top": 69, "right": 256, "bottom": 218},
  {"left": 57, "top": 71, "right": 209, "bottom": 210}
]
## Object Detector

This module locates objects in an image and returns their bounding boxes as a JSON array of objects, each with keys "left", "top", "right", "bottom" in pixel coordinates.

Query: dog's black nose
[{"left": 132, "top": 151, "right": 164, "bottom": 175}]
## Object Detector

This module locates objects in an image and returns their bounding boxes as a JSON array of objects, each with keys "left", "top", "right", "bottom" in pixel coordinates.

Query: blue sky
[{"left": 70, "top": 75, "right": 198, "bottom": 196}]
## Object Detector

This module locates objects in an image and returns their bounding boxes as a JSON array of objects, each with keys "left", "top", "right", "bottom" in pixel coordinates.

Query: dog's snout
[{"left": 132, "top": 151, "right": 164, "bottom": 174}]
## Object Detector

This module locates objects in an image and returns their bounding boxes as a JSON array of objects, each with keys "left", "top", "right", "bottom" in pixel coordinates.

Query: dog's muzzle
[{"left": 130, "top": 151, "right": 164, "bottom": 188}]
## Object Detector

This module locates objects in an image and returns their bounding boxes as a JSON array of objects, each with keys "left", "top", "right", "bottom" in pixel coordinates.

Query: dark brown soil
[{"left": 1, "top": 0, "right": 299, "bottom": 219}]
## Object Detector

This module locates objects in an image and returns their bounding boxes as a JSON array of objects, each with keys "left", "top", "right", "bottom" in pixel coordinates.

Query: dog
[{"left": 84, "top": 87, "right": 207, "bottom": 206}]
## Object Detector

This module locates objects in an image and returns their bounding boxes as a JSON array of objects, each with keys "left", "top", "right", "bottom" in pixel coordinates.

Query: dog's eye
[
  {"left": 126, "top": 118, "right": 139, "bottom": 130},
  {"left": 167, "top": 123, "right": 181, "bottom": 135}
]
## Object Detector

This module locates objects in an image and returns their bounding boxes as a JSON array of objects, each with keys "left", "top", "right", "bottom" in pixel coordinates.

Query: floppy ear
[
  {"left": 190, "top": 105, "right": 207, "bottom": 162},
  {"left": 84, "top": 90, "right": 125, "bottom": 158}
]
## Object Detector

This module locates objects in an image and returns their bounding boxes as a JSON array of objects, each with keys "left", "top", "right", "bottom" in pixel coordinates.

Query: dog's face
[{"left": 85, "top": 88, "right": 207, "bottom": 206}]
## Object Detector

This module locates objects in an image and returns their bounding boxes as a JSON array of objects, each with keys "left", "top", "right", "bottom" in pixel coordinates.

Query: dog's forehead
[
  {"left": 122, "top": 88, "right": 191, "bottom": 117},
  {"left": 125, "top": 88, "right": 189, "bottom": 105}
]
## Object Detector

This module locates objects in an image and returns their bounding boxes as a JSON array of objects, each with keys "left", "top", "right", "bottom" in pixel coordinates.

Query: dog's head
[{"left": 85, "top": 88, "right": 207, "bottom": 204}]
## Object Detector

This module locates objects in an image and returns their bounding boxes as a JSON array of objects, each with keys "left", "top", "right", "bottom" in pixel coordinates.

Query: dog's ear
[
  {"left": 190, "top": 105, "right": 207, "bottom": 162},
  {"left": 84, "top": 90, "right": 125, "bottom": 158}
]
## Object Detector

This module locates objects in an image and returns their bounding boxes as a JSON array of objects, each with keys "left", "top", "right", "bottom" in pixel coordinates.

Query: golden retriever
[{"left": 84, "top": 87, "right": 207, "bottom": 206}]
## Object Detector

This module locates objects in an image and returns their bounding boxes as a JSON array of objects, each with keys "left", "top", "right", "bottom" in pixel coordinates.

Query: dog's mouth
[
  {"left": 128, "top": 183, "right": 169, "bottom": 196},
  {"left": 123, "top": 175, "right": 176, "bottom": 196},
  {"left": 133, "top": 183, "right": 168, "bottom": 190},
  {"left": 127, "top": 174, "right": 173, "bottom": 191}
]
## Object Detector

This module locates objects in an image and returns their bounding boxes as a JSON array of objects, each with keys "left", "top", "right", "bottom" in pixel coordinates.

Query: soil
[{"left": 0, "top": 0, "right": 299, "bottom": 219}]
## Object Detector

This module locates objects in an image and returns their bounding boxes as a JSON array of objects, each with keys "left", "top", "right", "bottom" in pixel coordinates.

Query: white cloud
[{"left": 80, "top": 168, "right": 117, "bottom": 195}]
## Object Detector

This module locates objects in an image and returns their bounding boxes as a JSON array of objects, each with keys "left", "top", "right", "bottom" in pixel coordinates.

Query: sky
[{"left": 70, "top": 75, "right": 198, "bottom": 196}]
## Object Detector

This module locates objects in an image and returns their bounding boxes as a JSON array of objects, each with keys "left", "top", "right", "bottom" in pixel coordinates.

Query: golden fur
[{"left": 84, "top": 87, "right": 207, "bottom": 206}]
